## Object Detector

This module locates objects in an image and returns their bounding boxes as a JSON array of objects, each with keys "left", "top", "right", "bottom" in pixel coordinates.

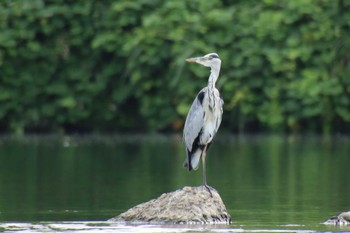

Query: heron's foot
[{"left": 202, "top": 184, "right": 213, "bottom": 197}]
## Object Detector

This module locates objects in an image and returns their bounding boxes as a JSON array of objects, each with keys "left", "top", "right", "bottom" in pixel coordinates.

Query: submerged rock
[
  {"left": 323, "top": 211, "right": 350, "bottom": 226},
  {"left": 108, "top": 186, "right": 231, "bottom": 224}
]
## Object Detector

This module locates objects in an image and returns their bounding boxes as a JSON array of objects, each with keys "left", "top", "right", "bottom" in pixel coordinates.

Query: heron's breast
[{"left": 200, "top": 105, "right": 221, "bottom": 144}]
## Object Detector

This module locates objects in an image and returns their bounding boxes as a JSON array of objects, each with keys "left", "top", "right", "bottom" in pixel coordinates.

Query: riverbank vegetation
[{"left": 1, "top": 0, "right": 349, "bottom": 135}]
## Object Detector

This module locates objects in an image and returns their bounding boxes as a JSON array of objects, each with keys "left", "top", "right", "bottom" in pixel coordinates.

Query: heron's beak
[{"left": 185, "top": 57, "right": 204, "bottom": 63}]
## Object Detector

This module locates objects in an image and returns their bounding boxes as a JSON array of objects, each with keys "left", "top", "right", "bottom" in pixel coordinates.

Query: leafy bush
[{"left": 0, "top": 0, "right": 349, "bottom": 135}]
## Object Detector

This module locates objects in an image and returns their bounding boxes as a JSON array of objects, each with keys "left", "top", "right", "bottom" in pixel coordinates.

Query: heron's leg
[
  {"left": 202, "top": 144, "right": 212, "bottom": 197},
  {"left": 202, "top": 144, "right": 208, "bottom": 186}
]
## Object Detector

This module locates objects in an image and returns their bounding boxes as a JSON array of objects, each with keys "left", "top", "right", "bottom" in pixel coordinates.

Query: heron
[{"left": 183, "top": 52, "right": 223, "bottom": 192}]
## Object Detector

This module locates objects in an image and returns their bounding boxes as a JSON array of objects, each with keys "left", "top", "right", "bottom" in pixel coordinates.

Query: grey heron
[{"left": 183, "top": 52, "right": 223, "bottom": 191}]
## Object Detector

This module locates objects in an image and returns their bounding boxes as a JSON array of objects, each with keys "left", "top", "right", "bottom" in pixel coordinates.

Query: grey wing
[{"left": 183, "top": 92, "right": 205, "bottom": 151}]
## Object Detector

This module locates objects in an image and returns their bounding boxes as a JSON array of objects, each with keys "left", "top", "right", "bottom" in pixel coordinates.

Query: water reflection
[{"left": 0, "top": 134, "right": 349, "bottom": 231}]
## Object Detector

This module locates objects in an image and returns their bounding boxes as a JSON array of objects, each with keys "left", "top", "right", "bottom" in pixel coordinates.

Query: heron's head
[{"left": 185, "top": 53, "right": 221, "bottom": 68}]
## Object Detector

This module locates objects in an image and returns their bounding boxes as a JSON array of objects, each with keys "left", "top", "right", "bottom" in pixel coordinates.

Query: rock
[
  {"left": 108, "top": 186, "right": 231, "bottom": 224},
  {"left": 323, "top": 211, "right": 350, "bottom": 226}
]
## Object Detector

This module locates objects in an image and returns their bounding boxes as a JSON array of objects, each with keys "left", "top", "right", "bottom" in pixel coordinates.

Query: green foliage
[{"left": 0, "top": 0, "right": 350, "bottom": 134}]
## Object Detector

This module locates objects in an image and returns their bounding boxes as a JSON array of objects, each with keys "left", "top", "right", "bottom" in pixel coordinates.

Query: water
[{"left": 0, "top": 134, "right": 349, "bottom": 232}]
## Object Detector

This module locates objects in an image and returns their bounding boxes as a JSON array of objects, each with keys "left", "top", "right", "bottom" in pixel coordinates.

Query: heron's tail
[{"left": 183, "top": 149, "right": 202, "bottom": 171}]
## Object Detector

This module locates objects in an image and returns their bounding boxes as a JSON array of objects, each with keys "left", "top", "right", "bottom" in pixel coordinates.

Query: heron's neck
[
  {"left": 208, "top": 66, "right": 220, "bottom": 90},
  {"left": 207, "top": 66, "right": 220, "bottom": 109}
]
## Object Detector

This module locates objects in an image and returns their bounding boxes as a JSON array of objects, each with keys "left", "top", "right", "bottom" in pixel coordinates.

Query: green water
[{"left": 0, "top": 134, "right": 349, "bottom": 232}]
